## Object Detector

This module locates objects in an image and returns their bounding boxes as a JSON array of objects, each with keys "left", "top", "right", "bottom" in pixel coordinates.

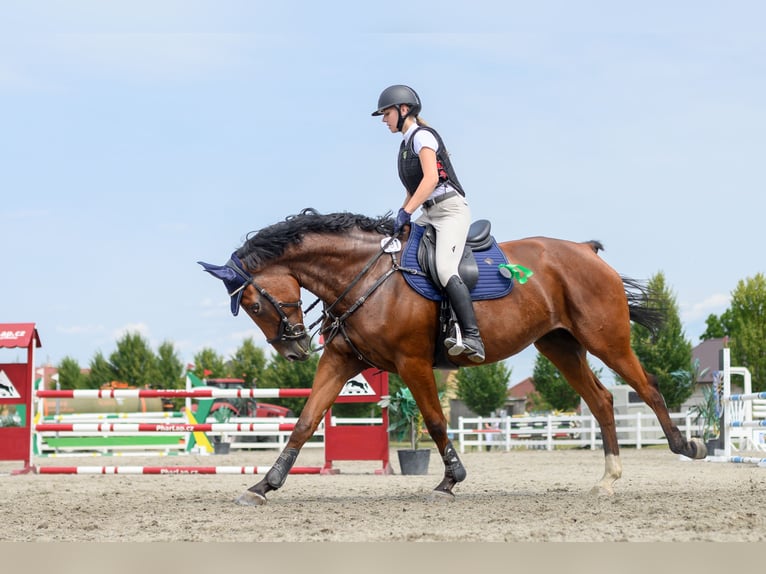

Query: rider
[{"left": 372, "top": 84, "right": 485, "bottom": 363}]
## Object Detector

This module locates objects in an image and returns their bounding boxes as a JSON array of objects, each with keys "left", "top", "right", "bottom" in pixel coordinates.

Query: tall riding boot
[{"left": 443, "top": 275, "right": 485, "bottom": 363}]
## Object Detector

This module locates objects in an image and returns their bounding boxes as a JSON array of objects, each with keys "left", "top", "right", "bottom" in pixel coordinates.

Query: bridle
[
  {"left": 225, "top": 258, "right": 307, "bottom": 346},
  {"left": 231, "top": 234, "right": 402, "bottom": 365}
]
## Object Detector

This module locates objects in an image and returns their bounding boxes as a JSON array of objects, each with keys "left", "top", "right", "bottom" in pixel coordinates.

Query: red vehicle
[
  {"left": 203, "top": 378, "right": 294, "bottom": 420},
  {"left": 200, "top": 378, "right": 294, "bottom": 444}
]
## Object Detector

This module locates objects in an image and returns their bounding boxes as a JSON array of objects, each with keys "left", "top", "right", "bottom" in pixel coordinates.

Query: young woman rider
[{"left": 372, "top": 84, "right": 485, "bottom": 363}]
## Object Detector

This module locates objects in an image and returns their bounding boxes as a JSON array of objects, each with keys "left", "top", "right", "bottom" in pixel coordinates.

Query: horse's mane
[{"left": 237, "top": 208, "right": 394, "bottom": 269}]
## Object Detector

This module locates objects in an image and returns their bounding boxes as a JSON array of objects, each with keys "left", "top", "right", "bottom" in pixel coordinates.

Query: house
[
  {"left": 446, "top": 373, "right": 530, "bottom": 428},
  {"left": 680, "top": 337, "right": 743, "bottom": 413},
  {"left": 506, "top": 377, "right": 535, "bottom": 415}
]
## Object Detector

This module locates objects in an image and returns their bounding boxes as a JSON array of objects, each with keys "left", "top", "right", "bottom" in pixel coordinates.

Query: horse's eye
[{"left": 248, "top": 302, "right": 261, "bottom": 314}]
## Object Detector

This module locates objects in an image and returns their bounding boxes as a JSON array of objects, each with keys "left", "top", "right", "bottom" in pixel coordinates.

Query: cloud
[
  {"left": 56, "top": 324, "right": 105, "bottom": 335},
  {"left": 680, "top": 293, "right": 730, "bottom": 322},
  {"left": 57, "top": 33, "right": 248, "bottom": 85},
  {"left": 112, "top": 322, "right": 151, "bottom": 339},
  {"left": 1, "top": 33, "right": 249, "bottom": 94}
]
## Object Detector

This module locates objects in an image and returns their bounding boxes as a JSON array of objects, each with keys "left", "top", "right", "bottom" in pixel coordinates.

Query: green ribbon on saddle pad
[{"left": 498, "top": 263, "right": 534, "bottom": 284}]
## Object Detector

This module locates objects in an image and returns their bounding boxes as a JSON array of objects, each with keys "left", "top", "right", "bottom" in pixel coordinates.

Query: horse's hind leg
[
  {"left": 535, "top": 330, "right": 623, "bottom": 495},
  {"left": 601, "top": 352, "right": 706, "bottom": 460}
]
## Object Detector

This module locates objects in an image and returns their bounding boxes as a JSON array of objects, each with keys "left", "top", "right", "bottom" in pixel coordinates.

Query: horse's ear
[{"left": 197, "top": 260, "right": 248, "bottom": 316}]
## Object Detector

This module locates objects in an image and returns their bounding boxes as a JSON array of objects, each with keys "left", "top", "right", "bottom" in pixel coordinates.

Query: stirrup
[{"left": 445, "top": 324, "right": 465, "bottom": 356}]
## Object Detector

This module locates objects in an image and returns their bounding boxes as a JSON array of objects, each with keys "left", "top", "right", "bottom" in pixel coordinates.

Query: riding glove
[{"left": 394, "top": 208, "right": 411, "bottom": 235}]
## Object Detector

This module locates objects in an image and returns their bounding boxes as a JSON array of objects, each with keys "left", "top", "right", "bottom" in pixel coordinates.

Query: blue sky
[{"left": 2, "top": 2, "right": 764, "bottom": 385}]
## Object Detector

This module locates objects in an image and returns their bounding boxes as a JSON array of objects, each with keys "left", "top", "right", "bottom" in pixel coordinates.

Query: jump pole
[
  {"left": 23, "top": 356, "right": 391, "bottom": 475},
  {"left": 36, "top": 465, "right": 322, "bottom": 475},
  {"left": 35, "top": 388, "right": 313, "bottom": 399},
  {"left": 708, "top": 348, "right": 766, "bottom": 467},
  {"left": 35, "top": 423, "right": 298, "bottom": 433}
]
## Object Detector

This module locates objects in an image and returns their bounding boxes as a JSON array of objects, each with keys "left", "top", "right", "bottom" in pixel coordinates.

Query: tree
[
  {"left": 699, "top": 311, "right": 732, "bottom": 341},
  {"left": 109, "top": 332, "right": 159, "bottom": 387},
  {"left": 156, "top": 340, "right": 184, "bottom": 390},
  {"left": 88, "top": 351, "right": 115, "bottom": 388},
  {"left": 531, "top": 353, "right": 581, "bottom": 411},
  {"left": 57, "top": 356, "right": 86, "bottom": 390},
  {"left": 696, "top": 274, "right": 766, "bottom": 392},
  {"left": 455, "top": 362, "right": 510, "bottom": 416},
  {"left": 630, "top": 272, "right": 693, "bottom": 410},
  {"left": 260, "top": 352, "right": 320, "bottom": 415},
  {"left": 727, "top": 274, "right": 766, "bottom": 392},
  {"left": 191, "top": 348, "right": 227, "bottom": 379},
  {"left": 229, "top": 338, "right": 267, "bottom": 386}
]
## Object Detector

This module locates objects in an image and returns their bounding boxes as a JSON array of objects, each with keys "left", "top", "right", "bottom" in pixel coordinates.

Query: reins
[{"left": 304, "top": 235, "right": 402, "bottom": 364}]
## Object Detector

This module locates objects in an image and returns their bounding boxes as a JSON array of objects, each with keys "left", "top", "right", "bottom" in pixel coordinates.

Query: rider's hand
[{"left": 394, "top": 208, "right": 411, "bottom": 235}]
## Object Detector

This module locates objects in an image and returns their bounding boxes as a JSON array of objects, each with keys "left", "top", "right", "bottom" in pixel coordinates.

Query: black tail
[{"left": 622, "top": 276, "right": 666, "bottom": 336}]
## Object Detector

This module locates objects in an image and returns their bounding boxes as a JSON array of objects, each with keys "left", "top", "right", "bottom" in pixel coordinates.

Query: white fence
[{"left": 456, "top": 412, "right": 697, "bottom": 453}]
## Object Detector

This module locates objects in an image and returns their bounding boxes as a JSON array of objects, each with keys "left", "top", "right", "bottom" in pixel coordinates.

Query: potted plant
[
  {"left": 690, "top": 384, "right": 720, "bottom": 454},
  {"left": 211, "top": 407, "right": 234, "bottom": 455},
  {"left": 379, "top": 387, "right": 431, "bottom": 475}
]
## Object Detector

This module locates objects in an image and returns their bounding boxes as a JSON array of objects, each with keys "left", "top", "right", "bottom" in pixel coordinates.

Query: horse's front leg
[
  {"left": 432, "top": 438, "right": 467, "bottom": 499},
  {"left": 401, "top": 361, "right": 467, "bottom": 499},
  {"left": 235, "top": 355, "right": 362, "bottom": 506}
]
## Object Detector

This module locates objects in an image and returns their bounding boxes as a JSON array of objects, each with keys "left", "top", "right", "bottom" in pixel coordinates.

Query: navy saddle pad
[{"left": 400, "top": 223, "right": 513, "bottom": 301}]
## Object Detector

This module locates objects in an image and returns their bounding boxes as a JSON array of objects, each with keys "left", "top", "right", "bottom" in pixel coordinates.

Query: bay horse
[{"left": 199, "top": 208, "right": 705, "bottom": 506}]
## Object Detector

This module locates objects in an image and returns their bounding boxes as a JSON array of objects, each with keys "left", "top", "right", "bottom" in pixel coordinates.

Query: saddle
[
  {"left": 400, "top": 220, "right": 512, "bottom": 369},
  {"left": 416, "top": 219, "right": 494, "bottom": 291}
]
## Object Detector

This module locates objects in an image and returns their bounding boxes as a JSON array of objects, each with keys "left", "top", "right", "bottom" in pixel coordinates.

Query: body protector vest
[{"left": 397, "top": 126, "right": 466, "bottom": 198}]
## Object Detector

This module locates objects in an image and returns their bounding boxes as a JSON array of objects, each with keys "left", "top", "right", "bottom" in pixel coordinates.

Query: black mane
[{"left": 237, "top": 208, "right": 394, "bottom": 269}]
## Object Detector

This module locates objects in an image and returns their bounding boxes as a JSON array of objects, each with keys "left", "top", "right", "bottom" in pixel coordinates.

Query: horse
[{"left": 199, "top": 208, "right": 706, "bottom": 506}]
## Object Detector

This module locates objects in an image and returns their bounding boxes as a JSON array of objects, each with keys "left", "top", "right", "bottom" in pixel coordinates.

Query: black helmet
[{"left": 371, "top": 85, "right": 421, "bottom": 117}]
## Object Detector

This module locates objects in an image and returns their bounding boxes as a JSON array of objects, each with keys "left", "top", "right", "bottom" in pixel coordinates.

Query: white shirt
[{"left": 402, "top": 122, "right": 439, "bottom": 155}]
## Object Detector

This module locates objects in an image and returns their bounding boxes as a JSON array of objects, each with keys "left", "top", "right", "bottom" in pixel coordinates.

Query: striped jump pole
[
  {"left": 717, "top": 348, "right": 766, "bottom": 463},
  {"left": 43, "top": 412, "right": 187, "bottom": 421},
  {"left": 35, "top": 423, "right": 297, "bottom": 433},
  {"left": 730, "top": 392, "right": 766, "bottom": 402},
  {"left": 35, "top": 465, "right": 323, "bottom": 475},
  {"left": 35, "top": 388, "right": 312, "bottom": 399}
]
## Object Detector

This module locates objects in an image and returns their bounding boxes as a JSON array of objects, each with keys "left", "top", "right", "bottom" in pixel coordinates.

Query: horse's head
[{"left": 198, "top": 254, "right": 311, "bottom": 361}]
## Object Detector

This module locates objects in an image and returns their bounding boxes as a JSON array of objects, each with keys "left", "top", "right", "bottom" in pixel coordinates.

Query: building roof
[
  {"left": 508, "top": 377, "right": 535, "bottom": 399},
  {"left": 0, "top": 323, "right": 41, "bottom": 349},
  {"left": 691, "top": 337, "right": 726, "bottom": 383}
]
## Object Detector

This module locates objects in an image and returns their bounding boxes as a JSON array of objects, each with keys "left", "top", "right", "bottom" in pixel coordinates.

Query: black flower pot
[
  {"left": 397, "top": 448, "right": 431, "bottom": 475},
  {"left": 214, "top": 442, "right": 231, "bottom": 455}
]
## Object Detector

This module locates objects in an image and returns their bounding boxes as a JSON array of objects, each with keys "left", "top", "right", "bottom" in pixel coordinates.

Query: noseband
[{"left": 225, "top": 258, "right": 306, "bottom": 346}]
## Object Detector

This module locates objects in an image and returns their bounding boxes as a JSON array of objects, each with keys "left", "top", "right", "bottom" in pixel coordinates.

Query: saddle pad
[{"left": 400, "top": 224, "right": 513, "bottom": 301}]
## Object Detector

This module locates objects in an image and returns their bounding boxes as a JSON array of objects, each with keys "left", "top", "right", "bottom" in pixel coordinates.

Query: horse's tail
[
  {"left": 584, "top": 240, "right": 605, "bottom": 254},
  {"left": 622, "top": 276, "right": 666, "bottom": 336}
]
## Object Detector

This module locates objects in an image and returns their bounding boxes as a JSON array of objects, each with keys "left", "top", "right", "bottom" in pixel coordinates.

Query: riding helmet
[{"left": 371, "top": 85, "right": 422, "bottom": 117}]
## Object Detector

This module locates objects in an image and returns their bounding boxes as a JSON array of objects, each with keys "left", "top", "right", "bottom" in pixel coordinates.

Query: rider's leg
[
  {"left": 416, "top": 195, "right": 484, "bottom": 363},
  {"left": 443, "top": 275, "right": 485, "bottom": 362}
]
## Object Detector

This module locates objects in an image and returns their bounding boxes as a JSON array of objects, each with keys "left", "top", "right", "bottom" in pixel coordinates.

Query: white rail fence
[{"left": 456, "top": 412, "right": 697, "bottom": 453}]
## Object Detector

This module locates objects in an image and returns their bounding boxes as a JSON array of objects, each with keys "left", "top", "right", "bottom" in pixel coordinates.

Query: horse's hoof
[
  {"left": 690, "top": 437, "right": 707, "bottom": 459},
  {"left": 235, "top": 490, "right": 267, "bottom": 506},
  {"left": 588, "top": 484, "right": 614, "bottom": 497},
  {"left": 429, "top": 489, "right": 456, "bottom": 502}
]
